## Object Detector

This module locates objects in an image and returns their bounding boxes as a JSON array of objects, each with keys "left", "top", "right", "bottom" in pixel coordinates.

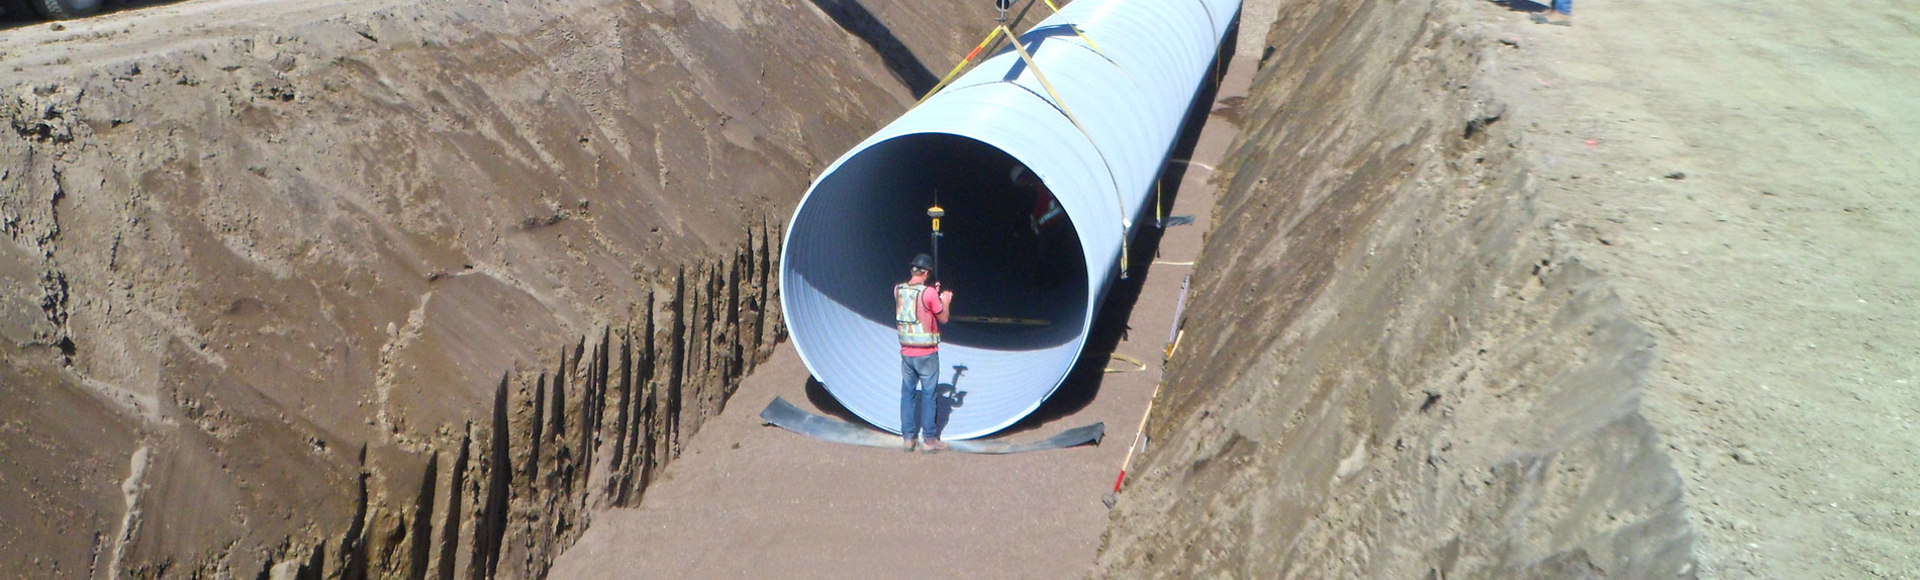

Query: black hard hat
[{"left": 910, "top": 253, "right": 935, "bottom": 271}]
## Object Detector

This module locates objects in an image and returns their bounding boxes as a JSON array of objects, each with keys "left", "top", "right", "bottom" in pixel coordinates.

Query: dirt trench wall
[
  {"left": 0, "top": 0, "right": 985, "bottom": 577},
  {"left": 193, "top": 239, "right": 782, "bottom": 580},
  {"left": 1096, "top": 0, "right": 1696, "bottom": 577},
  {"left": 414, "top": 238, "right": 783, "bottom": 580}
]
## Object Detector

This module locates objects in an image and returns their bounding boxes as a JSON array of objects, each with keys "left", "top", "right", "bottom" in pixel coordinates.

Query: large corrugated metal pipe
[{"left": 782, "top": 0, "right": 1240, "bottom": 439}]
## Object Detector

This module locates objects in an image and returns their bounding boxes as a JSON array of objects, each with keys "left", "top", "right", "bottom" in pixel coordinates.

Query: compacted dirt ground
[{"left": 1473, "top": 0, "right": 1920, "bottom": 577}]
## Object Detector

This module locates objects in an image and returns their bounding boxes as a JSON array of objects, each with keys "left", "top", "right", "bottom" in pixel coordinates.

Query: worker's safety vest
[{"left": 895, "top": 283, "right": 940, "bottom": 347}]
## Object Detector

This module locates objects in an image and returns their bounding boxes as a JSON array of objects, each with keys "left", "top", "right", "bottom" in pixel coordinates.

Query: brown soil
[
  {"left": 1098, "top": 0, "right": 1695, "bottom": 576},
  {"left": 1097, "top": 0, "right": 1917, "bottom": 578},
  {"left": 0, "top": 0, "right": 988, "bottom": 577}
]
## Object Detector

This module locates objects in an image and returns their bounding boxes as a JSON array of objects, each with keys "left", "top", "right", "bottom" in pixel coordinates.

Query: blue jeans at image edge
[
  {"left": 901, "top": 352, "right": 940, "bottom": 440},
  {"left": 1553, "top": 0, "right": 1571, "bottom": 15}
]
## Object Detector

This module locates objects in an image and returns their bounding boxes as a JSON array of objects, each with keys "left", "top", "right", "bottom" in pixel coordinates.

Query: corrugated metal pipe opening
[{"left": 783, "top": 0, "right": 1240, "bottom": 439}]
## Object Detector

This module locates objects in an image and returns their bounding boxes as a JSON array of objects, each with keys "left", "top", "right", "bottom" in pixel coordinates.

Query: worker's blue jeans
[
  {"left": 1552, "top": 0, "right": 1571, "bottom": 14},
  {"left": 901, "top": 352, "right": 940, "bottom": 440}
]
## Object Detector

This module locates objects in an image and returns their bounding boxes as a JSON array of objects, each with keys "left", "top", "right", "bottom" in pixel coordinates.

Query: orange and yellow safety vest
[{"left": 895, "top": 283, "right": 940, "bottom": 347}]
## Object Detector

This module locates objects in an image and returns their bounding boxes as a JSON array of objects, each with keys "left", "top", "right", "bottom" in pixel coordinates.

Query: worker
[
  {"left": 896, "top": 253, "right": 954, "bottom": 452},
  {"left": 1011, "top": 164, "right": 1065, "bottom": 287},
  {"left": 1012, "top": 164, "right": 1064, "bottom": 234}
]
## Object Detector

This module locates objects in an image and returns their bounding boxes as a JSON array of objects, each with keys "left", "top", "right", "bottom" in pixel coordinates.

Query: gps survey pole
[{"left": 927, "top": 201, "right": 945, "bottom": 284}]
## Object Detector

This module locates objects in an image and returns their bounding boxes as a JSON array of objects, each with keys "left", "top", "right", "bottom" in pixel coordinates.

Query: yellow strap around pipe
[
  {"left": 918, "top": 26, "right": 1007, "bottom": 105},
  {"left": 1037, "top": 0, "right": 1107, "bottom": 55},
  {"left": 1002, "top": 28, "right": 1088, "bottom": 143},
  {"left": 1002, "top": 25, "right": 1135, "bottom": 277}
]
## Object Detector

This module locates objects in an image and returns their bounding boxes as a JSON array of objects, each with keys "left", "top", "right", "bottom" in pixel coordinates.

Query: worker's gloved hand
[{"left": 939, "top": 289, "right": 954, "bottom": 304}]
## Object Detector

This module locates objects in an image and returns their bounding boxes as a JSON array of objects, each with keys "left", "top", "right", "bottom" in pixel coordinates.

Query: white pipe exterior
[{"left": 781, "top": 0, "right": 1241, "bottom": 439}]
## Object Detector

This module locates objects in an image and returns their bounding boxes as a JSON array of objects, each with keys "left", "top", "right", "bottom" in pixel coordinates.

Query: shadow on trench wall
[
  {"left": 804, "top": 0, "right": 1058, "bottom": 99},
  {"left": 805, "top": 0, "right": 939, "bottom": 96},
  {"left": 255, "top": 224, "right": 785, "bottom": 580}
]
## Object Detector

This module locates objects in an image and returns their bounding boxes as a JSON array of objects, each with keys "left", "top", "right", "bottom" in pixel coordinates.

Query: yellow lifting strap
[
  {"left": 919, "top": 0, "right": 1121, "bottom": 106},
  {"left": 1036, "top": 0, "right": 1107, "bottom": 55},
  {"left": 913, "top": 17, "right": 1139, "bottom": 278},
  {"left": 1001, "top": 26, "right": 1090, "bottom": 149},
  {"left": 1000, "top": 26, "right": 1135, "bottom": 277},
  {"left": 918, "top": 26, "right": 1007, "bottom": 105}
]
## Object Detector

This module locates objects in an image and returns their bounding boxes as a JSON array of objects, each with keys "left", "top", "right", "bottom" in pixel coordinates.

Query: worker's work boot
[
  {"left": 922, "top": 438, "right": 950, "bottom": 453},
  {"left": 903, "top": 437, "right": 917, "bottom": 452}
]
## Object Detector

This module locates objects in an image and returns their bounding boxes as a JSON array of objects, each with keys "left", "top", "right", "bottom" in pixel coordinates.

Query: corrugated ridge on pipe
[{"left": 781, "top": 0, "right": 1241, "bottom": 439}]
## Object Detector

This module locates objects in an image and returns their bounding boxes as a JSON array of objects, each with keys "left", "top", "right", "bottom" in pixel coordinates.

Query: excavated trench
[
  {"left": 0, "top": 0, "right": 1702, "bottom": 577},
  {"left": 1094, "top": 0, "right": 1697, "bottom": 577}
]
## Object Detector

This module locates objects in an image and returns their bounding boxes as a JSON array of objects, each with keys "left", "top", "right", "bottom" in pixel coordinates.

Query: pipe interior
[
  {"left": 785, "top": 133, "right": 1094, "bottom": 436},
  {"left": 792, "top": 133, "right": 1089, "bottom": 349}
]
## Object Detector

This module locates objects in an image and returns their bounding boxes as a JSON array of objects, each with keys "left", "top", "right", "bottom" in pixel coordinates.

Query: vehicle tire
[{"left": 28, "top": 0, "right": 104, "bottom": 20}]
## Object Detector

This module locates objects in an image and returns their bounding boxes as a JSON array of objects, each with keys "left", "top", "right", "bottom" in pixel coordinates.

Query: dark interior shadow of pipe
[
  {"left": 805, "top": 0, "right": 939, "bottom": 96},
  {"left": 992, "top": 8, "right": 1241, "bottom": 438}
]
